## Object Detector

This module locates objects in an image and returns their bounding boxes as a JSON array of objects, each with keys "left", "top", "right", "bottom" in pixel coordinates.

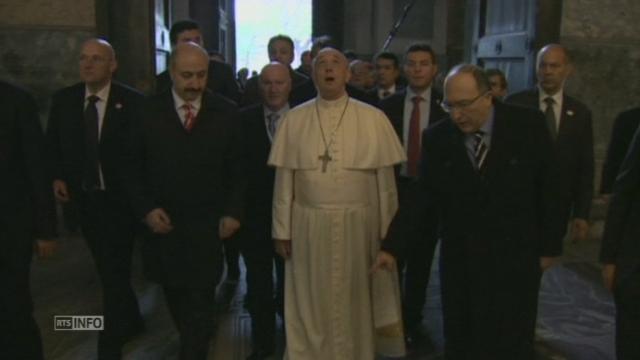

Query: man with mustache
[{"left": 125, "top": 42, "right": 246, "bottom": 360}]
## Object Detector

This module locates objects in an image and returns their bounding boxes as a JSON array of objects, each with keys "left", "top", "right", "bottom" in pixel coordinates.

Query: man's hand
[
  {"left": 370, "top": 250, "right": 396, "bottom": 274},
  {"left": 144, "top": 208, "right": 173, "bottom": 234},
  {"left": 540, "top": 256, "right": 558, "bottom": 272},
  {"left": 53, "top": 180, "right": 70, "bottom": 203},
  {"left": 570, "top": 218, "right": 590, "bottom": 242},
  {"left": 219, "top": 216, "right": 240, "bottom": 239},
  {"left": 34, "top": 239, "right": 57, "bottom": 259},
  {"left": 274, "top": 239, "right": 291, "bottom": 259},
  {"left": 602, "top": 264, "right": 616, "bottom": 292}
]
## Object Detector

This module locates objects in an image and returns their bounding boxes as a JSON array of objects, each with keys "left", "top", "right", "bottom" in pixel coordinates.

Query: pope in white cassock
[{"left": 268, "top": 47, "right": 407, "bottom": 359}]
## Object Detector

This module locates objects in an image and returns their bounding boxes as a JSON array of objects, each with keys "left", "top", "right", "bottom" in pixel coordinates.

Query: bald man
[
  {"left": 125, "top": 42, "right": 246, "bottom": 360},
  {"left": 238, "top": 62, "right": 292, "bottom": 359},
  {"left": 269, "top": 48, "right": 406, "bottom": 359},
  {"left": 47, "top": 38, "right": 144, "bottom": 359},
  {"left": 507, "top": 44, "right": 594, "bottom": 247}
]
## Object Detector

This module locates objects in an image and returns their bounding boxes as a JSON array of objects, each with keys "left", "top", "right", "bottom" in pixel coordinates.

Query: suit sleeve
[
  {"left": 122, "top": 100, "right": 156, "bottom": 219},
  {"left": 382, "top": 129, "right": 438, "bottom": 258},
  {"left": 222, "top": 109, "right": 247, "bottom": 221},
  {"left": 600, "top": 127, "right": 640, "bottom": 264},
  {"left": 20, "top": 92, "right": 56, "bottom": 238},
  {"left": 600, "top": 112, "right": 638, "bottom": 194},
  {"left": 45, "top": 94, "right": 64, "bottom": 182},
  {"left": 572, "top": 108, "right": 594, "bottom": 219},
  {"left": 535, "top": 110, "right": 565, "bottom": 256}
]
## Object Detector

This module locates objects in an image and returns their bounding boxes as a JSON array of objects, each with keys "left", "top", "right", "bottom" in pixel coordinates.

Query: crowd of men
[{"left": 1, "top": 17, "right": 639, "bottom": 360}]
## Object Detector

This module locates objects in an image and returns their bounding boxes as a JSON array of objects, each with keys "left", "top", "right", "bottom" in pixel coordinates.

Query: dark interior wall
[
  {"left": 560, "top": 0, "right": 640, "bottom": 189},
  {"left": 0, "top": 0, "right": 96, "bottom": 119},
  {"left": 313, "top": 0, "right": 344, "bottom": 50},
  {"left": 98, "top": 0, "right": 155, "bottom": 93}
]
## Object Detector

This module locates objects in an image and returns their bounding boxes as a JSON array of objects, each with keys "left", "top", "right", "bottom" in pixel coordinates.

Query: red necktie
[
  {"left": 407, "top": 96, "right": 423, "bottom": 177},
  {"left": 182, "top": 103, "right": 195, "bottom": 132}
]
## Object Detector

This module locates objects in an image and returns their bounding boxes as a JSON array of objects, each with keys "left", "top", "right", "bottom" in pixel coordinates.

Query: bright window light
[{"left": 235, "top": 0, "right": 312, "bottom": 74}]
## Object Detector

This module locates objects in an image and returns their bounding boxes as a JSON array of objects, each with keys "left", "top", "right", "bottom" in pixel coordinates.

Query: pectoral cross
[{"left": 318, "top": 149, "right": 332, "bottom": 173}]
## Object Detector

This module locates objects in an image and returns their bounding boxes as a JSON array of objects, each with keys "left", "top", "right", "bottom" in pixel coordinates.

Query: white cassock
[{"left": 269, "top": 95, "right": 407, "bottom": 360}]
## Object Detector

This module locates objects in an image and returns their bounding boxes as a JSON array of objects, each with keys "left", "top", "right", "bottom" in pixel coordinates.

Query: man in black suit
[
  {"left": 601, "top": 125, "right": 640, "bottom": 360},
  {"left": 240, "top": 34, "right": 308, "bottom": 107},
  {"left": 507, "top": 44, "right": 594, "bottom": 244},
  {"left": 370, "top": 51, "right": 402, "bottom": 102},
  {"left": 378, "top": 42, "right": 446, "bottom": 347},
  {"left": 156, "top": 19, "right": 241, "bottom": 103},
  {"left": 238, "top": 62, "right": 292, "bottom": 360},
  {"left": 157, "top": 20, "right": 242, "bottom": 280},
  {"left": 600, "top": 107, "right": 640, "bottom": 195},
  {"left": 0, "top": 81, "right": 57, "bottom": 360},
  {"left": 374, "top": 64, "right": 563, "bottom": 360},
  {"left": 289, "top": 35, "right": 377, "bottom": 106},
  {"left": 46, "top": 39, "right": 144, "bottom": 359},
  {"left": 126, "top": 42, "right": 245, "bottom": 360}
]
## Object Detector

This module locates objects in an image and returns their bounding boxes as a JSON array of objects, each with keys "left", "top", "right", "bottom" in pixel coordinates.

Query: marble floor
[{"left": 31, "top": 222, "right": 616, "bottom": 360}]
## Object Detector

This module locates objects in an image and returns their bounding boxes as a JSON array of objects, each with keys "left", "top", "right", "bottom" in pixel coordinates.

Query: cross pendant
[{"left": 318, "top": 149, "right": 332, "bottom": 173}]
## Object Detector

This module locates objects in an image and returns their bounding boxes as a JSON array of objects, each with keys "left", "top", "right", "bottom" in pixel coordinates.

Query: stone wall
[
  {"left": 0, "top": 0, "right": 96, "bottom": 119},
  {"left": 560, "top": 0, "right": 640, "bottom": 191}
]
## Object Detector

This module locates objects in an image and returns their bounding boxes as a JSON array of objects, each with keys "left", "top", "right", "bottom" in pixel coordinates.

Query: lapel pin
[
  {"left": 566, "top": 110, "right": 574, "bottom": 116},
  {"left": 115, "top": 103, "right": 123, "bottom": 110}
]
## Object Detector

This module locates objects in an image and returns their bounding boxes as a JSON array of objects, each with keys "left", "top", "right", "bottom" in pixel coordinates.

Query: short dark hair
[
  {"left": 374, "top": 51, "right": 399, "bottom": 69},
  {"left": 169, "top": 20, "right": 200, "bottom": 45},
  {"left": 268, "top": 34, "right": 295, "bottom": 54},
  {"left": 484, "top": 68, "right": 507, "bottom": 89},
  {"left": 404, "top": 43, "right": 437, "bottom": 65},
  {"left": 446, "top": 64, "right": 491, "bottom": 93}
]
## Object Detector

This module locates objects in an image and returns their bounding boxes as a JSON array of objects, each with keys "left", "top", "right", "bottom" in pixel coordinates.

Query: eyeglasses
[{"left": 441, "top": 92, "right": 489, "bottom": 113}]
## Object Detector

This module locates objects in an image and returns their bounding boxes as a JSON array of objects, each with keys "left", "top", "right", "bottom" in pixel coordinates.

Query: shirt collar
[
  {"left": 538, "top": 86, "right": 563, "bottom": 105},
  {"left": 263, "top": 104, "right": 290, "bottom": 118},
  {"left": 406, "top": 86, "right": 432, "bottom": 102},
  {"left": 172, "top": 89, "right": 202, "bottom": 113},
  {"left": 85, "top": 82, "right": 111, "bottom": 103},
  {"left": 379, "top": 84, "right": 396, "bottom": 97}
]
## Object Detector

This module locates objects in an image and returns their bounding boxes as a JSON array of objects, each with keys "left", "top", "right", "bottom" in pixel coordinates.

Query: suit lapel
[
  {"left": 100, "top": 84, "right": 121, "bottom": 143},
  {"left": 558, "top": 94, "right": 575, "bottom": 140},
  {"left": 446, "top": 121, "right": 478, "bottom": 181},
  {"left": 482, "top": 106, "right": 509, "bottom": 183}
]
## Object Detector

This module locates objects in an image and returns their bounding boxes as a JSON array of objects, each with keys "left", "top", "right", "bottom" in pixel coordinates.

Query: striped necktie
[{"left": 473, "top": 131, "right": 488, "bottom": 171}]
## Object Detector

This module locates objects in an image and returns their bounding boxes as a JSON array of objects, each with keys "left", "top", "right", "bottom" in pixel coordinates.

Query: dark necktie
[
  {"left": 267, "top": 112, "right": 280, "bottom": 140},
  {"left": 407, "top": 96, "right": 423, "bottom": 177},
  {"left": 544, "top": 97, "right": 557, "bottom": 140},
  {"left": 473, "top": 131, "right": 488, "bottom": 172},
  {"left": 83, "top": 95, "right": 100, "bottom": 190},
  {"left": 182, "top": 103, "right": 195, "bottom": 132}
]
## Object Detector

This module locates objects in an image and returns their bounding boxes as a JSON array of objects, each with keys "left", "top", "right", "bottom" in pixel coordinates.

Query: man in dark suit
[
  {"left": 0, "top": 81, "right": 57, "bottom": 360},
  {"left": 288, "top": 35, "right": 377, "bottom": 106},
  {"left": 240, "top": 34, "right": 308, "bottom": 107},
  {"left": 601, "top": 125, "right": 640, "bottom": 360},
  {"left": 600, "top": 107, "right": 640, "bottom": 195},
  {"left": 156, "top": 19, "right": 241, "bottom": 103},
  {"left": 369, "top": 51, "right": 402, "bottom": 102},
  {"left": 295, "top": 49, "right": 311, "bottom": 77},
  {"left": 238, "top": 62, "right": 292, "bottom": 360},
  {"left": 378, "top": 42, "right": 446, "bottom": 347},
  {"left": 46, "top": 39, "right": 144, "bottom": 359},
  {"left": 126, "top": 42, "right": 245, "bottom": 360},
  {"left": 374, "top": 64, "right": 563, "bottom": 360},
  {"left": 157, "top": 20, "right": 242, "bottom": 280},
  {"left": 507, "top": 44, "right": 594, "bottom": 243}
]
